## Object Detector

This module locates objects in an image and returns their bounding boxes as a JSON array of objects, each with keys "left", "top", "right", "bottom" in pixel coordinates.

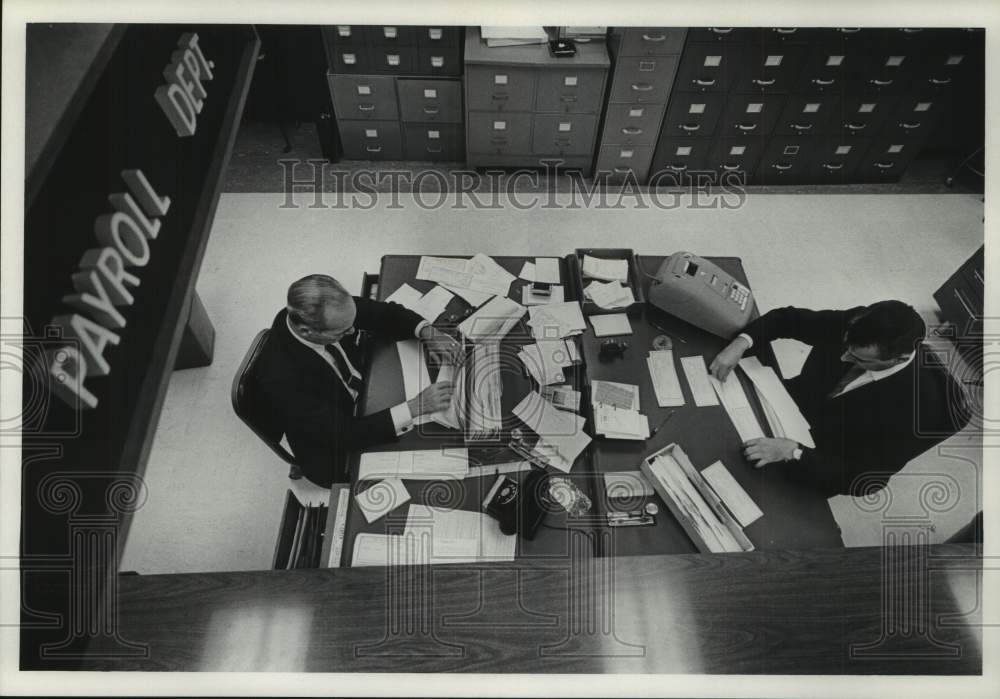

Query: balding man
[
  {"left": 255, "top": 274, "right": 460, "bottom": 487},
  {"left": 709, "top": 300, "right": 971, "bottom": 497}
]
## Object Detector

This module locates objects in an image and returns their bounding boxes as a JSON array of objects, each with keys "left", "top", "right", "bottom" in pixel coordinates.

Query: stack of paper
[
  {"left": 679, "top": 355, "right": 720, "bottom": 407},
  {"left": 738, "top": 357, "right": 815, "bottom": 447},
  {"left": 647, "top": 350, "right": 686, "bottom": 407},
  {"left": 590, "top": 380, "right": 648, "bottom": 440},
  {"left": 527, "top": 302, "right": 587, "bottom": 339},
  {"left": 700, "top": 461, "right": 763, "bottom": 527},
  {"left": 481, "top": 26, "right": 548, "bottom": 47},
  {"left": 522, "top": 284, "right": 565, "bottom": 305},
  {"left": 708, "top": 371, "right": 765, "bottom": 442},
  {"left": 584, "top": 280, "right": 635, "bottom": 310},
  {"left": 385, "top": 283, "right": 454, "bottom": 322},
  {"left": 358, "top": 448, "right": 470, "bottom": 480},
  {"left": 518, "top": 339, "right": 579, "bottom": 386},
  {"left": 590, "top": 313, "right": 632, "bottom": 337},
  {"left": 458, "top": 295, "right": 526, "bottom": 342},
  {"left": 466, "top": 342, "right": 504, "bottom": 440},
  {"left": 582, "top": 255, "right": 628, "bottom": 282},
  {"left": 541, "top": 385, "right": 581, "bottom": 412},
  {"left": 416, "top": 254, "right": 515, "bottom": 305},
  {"left": 512, "top": 390, "right": 591, "bottom": 472}
]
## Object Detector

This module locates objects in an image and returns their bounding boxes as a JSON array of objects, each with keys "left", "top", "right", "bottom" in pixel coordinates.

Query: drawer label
[
  {"left": 383, "top": 27, "right": 398, "bottom": 38},
  {"left": 730, "top": 145, "right": 746, "bottom": 155},
  {"left": 676, "top": 146, "right": 692, "bottom": 156},
  {"left": 765, "top": 54, "right": 783, "bottom": 67},
  {"left": 429, "top": 28, "right": 443, "bottom": 40},
  {"left": 365, "top": 129, "right": 379, "bottom": 138},
  {"left": 428, "top": 130, "right": 440, "bottom": 139},
  {"left": 914, "top": 101, "right": 932, "bottom": 112},
  {"left": 826, "top": 54, "right": 844, "bottom": 66},
  {"left": 783, "top": 145, "right": 800, "bottom": 155},
  {"left": 688, "top": 103, "right": 706, "bottom": 114},
  {"left": 704, "top": 55, "right": 722, "bottom": 67},
  {"left": 337, "top": 26, "right": 352, "bottom": 37},
  {"left": 343, "top": 53, "right": 357, "bottom": 65},
  {"left": 888, "top": 144, "right": 904, "bottom": 153},
  {"left": 564, "top": 76, "right": 578, "bottom": 86},
  {"left": 387, "top": 54, "right": 401, "bottom": 66},
  {"left": 886, "top": 55, "right": 905, "bottom": 67},
  {"left": 357, "top": 85, "right": 372, "bottom": 95},
  {"left": 858, "top": 103, "right": 876, "bottom": 113},
  {"left": 835, "top": 145, "right": 852, "bottom": 155},
  {"left": 946, "top": 54, "right": 964, "bottom": 65},
  {"left": 746, "top": 103, "right": 763, "bottom": 113},
  {"left": 629, "top": 107, "right": 644, "bottom": 117},
  {"left": 431, "top": 56, "right": 444, "bottom": 67},
  {"left": 639, "top": 61, "right": 656, "bottom": 72},
  {"left": 494, "top": 121, "right": 507, "bottom": 130},
  {"left": 558, "top": 122, "right": 572, "bottom": 132},
  {"left": 620, "top": 149, "right": 635, "bottom": 158},
  {"left": 803, "top": 102, "right": 821, "bottom": 113},
  {"left": 495, "top": 74, "right": 508, "bottom": 85},
  {"left": 424, "top": 89, "right": 438, "bottom": 98}
]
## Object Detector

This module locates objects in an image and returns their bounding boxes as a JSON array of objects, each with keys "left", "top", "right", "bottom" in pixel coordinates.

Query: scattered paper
[
  {"left": 416, "top": 256, "right": 473, "bottom": 288},
  {"left": 527, "top": 302, "right": 587, "bottom": 339},
  {"left": 541, "top": 385, "right": 581, "bottom": 412},
  {"left": 405, "top": 504, "right": 516, "bottom": 562},
  {"left": 680, "top": 355, "right": 720, "bottom": 407},
  {"left": 522, "top": 284, "right": 565, "bottom": 306},
  {"left": 738, "top": 357, "right": 815, "bottom": 448},
  {"left": 590, "top": 313, "right": 632, "bottom": 337},
  {"left": 594, "top": 403, "right": 649, "bottom": 440},
  {"left": 441, "top": 283, "right": 493, "bottom": 307},
  {"left": 534, "top": 257, "right": 561, "bottom": 284},
  {"left": 512, "top": 390, "right": 591, "bottom": 472},
  {"left": 518, "top": 340, "right": 576, "bottom": 386},
  {"left": 355, "top": 478, "right": 411, "bottom": 523},
  {"left": 582, "top": 255, "right": 628, "bottom": 282},
  {"left": 385, "top": 283, "right": 424, "bottom": 309},
  {"left": 604, "top": 471, "right": 654, "bottom": 498},
  {"left": 585, "top": 280, "right": 635, "bottom": 310},
  {"left": 358, "top": 448, "right": 470, "bottom": 480},
  {"left": 386, "top": 283, "right": 453, "bottom": 321},
  {"left": 591, "top": 380, "right": 639, "bottom": 410},
  {"left": 701, "top": 461, "right": 763, "bottom": 528},
  {"left": 465, "top": 461, "right": 533, "bottom": 479},
  {"left": 647, "top": 350, "right": 686, "bottom": 407},
  {"left": 518, "top": 261, "right": 536, "bottom": 281},
  {"left": 417, "top": 254, "right": 513, "bottom": 301},
  {"left": 458, "top": 296, "right": 526, "bottom": 342},
  {"left": 708, "top": 373, "right": 765, "bottom": 442}
]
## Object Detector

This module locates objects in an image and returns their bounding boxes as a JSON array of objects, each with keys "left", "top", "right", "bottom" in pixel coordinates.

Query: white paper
[
  {"left": 385, "top": 283, "right": 424, "bottom": 309},
  {"left": 355, "top": 478, "right": 411, "bottom": 523},
  {"left": 458, "top": 296, "right": 526, "bottom": 342},
  {"left": 351, "top": 534, "right": 421, "bottom": 567},
  {"left": 416, "top": 256, "right": 473, "bottom": 288},
  {"left": 738, "top": 357, "right": 815, "bottom": 448},
  {"left": 534, "top": 257, "right": 562, "bottom": 284},
  {"left": 701, "top": 461, "right": 764, "bottom": 527},
  {"left": 465, "top": 461, "right": 533, "bottom": 479},
  {"left": 541, "top": 385, "right": 581, "bottom": 411},
  {"left": 582, "top": 255, "right": 628, "bottom": 282},
  {"left": 404, "top": 504, "right": 516, "bottom": 563},
  {"left": 412, "top": 285, "right": 454, "bottom": 321},
  {"left": 591, "top": 380, "right": 639, "bottom": 410},
  {"left": 518, "top": 340, "right": 575, "bottom": 386},
  {"left": 604, "top": 471, "right": 654, "bottom": 498},
  {"left": 593, "top": 403, "right": 649, "bottom": 440},
  {"left": 647, "top": 350, "right": 686, "bottom": 407},
  {"left": 441, "top": 283, "right": 493, "bottom": 307},
  {"left": 590, "top": 313, "right": 632, "bottom": 337},
  {"left": 358, "top": 448, "right": 470, "bottom": 480},
  {"left": 512, "top": 391, "right": 591, "bottom": 472},
  {"left": 527, "top": 302, "right": 587, "bottom": 339},
  {"left": 680, "top": 355, "right": 721, "bottom": 407},
  {"left": 708, "top": 374, "right": 765, "bottom": 442},
  {"left": 585, "top": 280, "right": 634, "bottom": 309},
  {"left": 522, "top": 284, "right": 565, "bottom": 306},
  {"left": 395, "top": 340, "right": 432, "bottom": 428},
  {"left": 518, "top": 260, "right": 536, "bottom": 281}
]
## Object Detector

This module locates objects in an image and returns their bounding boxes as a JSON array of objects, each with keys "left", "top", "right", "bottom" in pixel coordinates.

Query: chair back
[{"left": 231, "top": 329, "right": 297, "bottom": 465}]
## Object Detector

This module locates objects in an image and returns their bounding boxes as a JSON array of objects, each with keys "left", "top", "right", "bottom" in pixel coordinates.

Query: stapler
[{"left": 598, "top": 339, "right": 629, "bottom": 362}]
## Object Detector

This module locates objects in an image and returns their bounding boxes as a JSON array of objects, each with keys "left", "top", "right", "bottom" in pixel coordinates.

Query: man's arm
[{"left": 354, "top": 297, "right": 424, "bottom": 341}]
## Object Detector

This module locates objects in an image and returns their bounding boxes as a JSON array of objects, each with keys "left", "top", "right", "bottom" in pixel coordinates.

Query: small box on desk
[{"left": 569, "top": 248, "right": 645, "bottom": 317}]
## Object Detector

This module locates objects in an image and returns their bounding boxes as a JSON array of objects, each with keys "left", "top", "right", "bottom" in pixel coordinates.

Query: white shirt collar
[
  {"left": 866, "top": 351, "right": 915, "bottom": 381},
  {"left": 286, "top": 314, "right": 331, "bottom": 351}
]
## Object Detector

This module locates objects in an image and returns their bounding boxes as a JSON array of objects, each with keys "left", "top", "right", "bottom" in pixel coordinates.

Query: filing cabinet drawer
[
  {"left": 367, "top": 25, "right": 418, "bottom": 45},
  {"left": 467, "top": 112, "right": 533, "bottom": 153},
  {"left": 403, "top": 123, "right": 464, "bottom": 160},
  {"left": 834, "top": 95, "right": 900, "bottom": 137},
  {"left": 802, "top": 137, "right": 870, "bottom": 184},
  {"left": 465, "top": 66, "right": 536, "bottom": 111},
  {"left": 674, "top": 43, "right": 746, "bottom": 93},
  {"left": 732, "top": 43, "right": 807, "bottom": 94},
  {"left": 595, "top": 144, "right": 655, "bottom": 181},
  {"left": 536, "top": 69, "right": 607, "bottom": 113},
  {"left": 718, "top": 95, "right": 785, "bottom": 138},
  {"left": 650, "top": 137, "right": 712, "bottom": 179},
  {"left": 531, "top": 114, "right": 598, "bottom": 156},
  {"left": 704, "top": 138, "right": 765, "bottom": 179},
  {"left": 416, "top": 45, "right": 463, "bottom": 76},
  {"left": 660, "top": 93, "right": 724, "bottom": 137},
  {"left": 397, "top": 79, "right": 463, "bottom": 123},
  {"left": 854, "top": 140, "right": 922, "bottom": 182},
  {"left": 619, "top": 27, "right": 687, "bottom": 56},
  {"left": 328, "top": 74, "right": 399, "bottom": 120},
  {"left": 608, "top": 55, "right": 679, "bottom": 103},
  {"left": 416, "top": 26, "right": 464, "bottom": 47},
  {"left": 602, "top": 103, "right": 665, "bottom": 146},
  {"left": 753, "top": 137, "right": 814, "bottom": 184},
  {"left": 324, "top": 25, "right": 367, "bottom": 48},
  {"left": 369, "top": 46, "right": 418, "bottom": 74},
  {"left": 880, "top": 95, "right": 946, "bottom": 141},
  {"left": 686, "top": 28, "right": 754, "bottom": 43},
  {"left": 328, "top": 46, "right": 375, "bottom": 74},
  {"left": 796, "top": 42, "right": 861, "bottom": 95},
  {"left": 773, "top": 95, "right": 839, "bottom": 136},
  {"left": 851, "top": 44, "right": 917, "bottom": 94},
  {"left": 339, "top": 120, "right": 403, "bottom": 160}
]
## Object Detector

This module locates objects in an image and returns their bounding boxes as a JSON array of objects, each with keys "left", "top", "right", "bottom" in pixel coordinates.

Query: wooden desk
[{"left": 86, "top": 544, "right": 982, "bottom": 674}]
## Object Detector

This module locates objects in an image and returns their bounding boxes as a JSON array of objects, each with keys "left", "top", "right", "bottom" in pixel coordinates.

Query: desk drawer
[
  {"left": 328, "top": 74, "right": 399, "bottom": 121},
  {"left": 397, "top": 79, "right": 463, "bottom": 123},
  {"left": 619, "top": 27, "right": 687, "bottom": 56},
  {"left": 416, "top": 45, "right": 463, "bottom": 76},
  {"left": 403, "top": 123, "right": 464, "bottom": 160},
  {"left": 661, "top": 93, "right": 724, "bottom": 137},
  {"left": 602, "top": 103, "right": 665, "bottom": 145},
  {"left": 650, "top": 137, "right": 712, "bottom": 180},
  {"left": 323, "top": 25, "right": 367, "bottom": 48},
  {"left": 595, "top": 144, "right": 655, "bottom": 181},
  {"left": 532, "top": 114, "right": 597, "bottom": 156},
  {"left": 467, "top": 112, "right": 533, "bottom": 154},
  {"left": 795, "top": 42, "right": 862, "bottom": 95},
  {"left": 416, "top": 26, "right": 464, "bottom": 48},
  {"left": 328, "top": 46, "right": 375, "bottom": 74},
  {"left": 608, "top": 56, "right": 678, "bottom": 103},
  {"left": 369, "top": 46, "right": 418, "bottom": 74},
  {"left": 339, "top": 120, "right": 403, "bottom": 160},
  {"left": 718, "top": 94, "right": 785, "bottom": 138},
  {"left": 880, "top": 95, "right": 946, "bottom": 141},
  {"left": 833, "top": 95, "right": 901, "bottom": 137},
  {"left": 772, "top": 95, "right": 840, "bottom": 137},
  {"left": 465, "top": 66, "right": 536, "bottom": 112},
  {"left": 802, "top": 137, "right": 870, "bottom": 184},
  {"left": 731, "top": 42, "right": 807, "bottom": 94},
  {"left": 366, "top": 25, "right": 418, "bottom": 45},
  {"left": 674, "top": 43, "right": 746, "bottom": 93},
  {"left": 535, "top": 69, "right": 606, "bottom": 113},
  {"left": 854, "top": 139, "right": 923, "bottom": 182},
  {"left": 704, "top": 138, "right": 765, "bottom": 179},
  {"left": 752, "top": 137, "right": 814, "bottom": 184}
]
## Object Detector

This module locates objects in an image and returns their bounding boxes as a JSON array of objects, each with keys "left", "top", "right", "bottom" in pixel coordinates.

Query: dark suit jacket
[
  {"left": 254, "top": 298, "right": 423, "bottom": 487},
  {"left": 742, "top": 306, "right": 970, "bottom": 497}
]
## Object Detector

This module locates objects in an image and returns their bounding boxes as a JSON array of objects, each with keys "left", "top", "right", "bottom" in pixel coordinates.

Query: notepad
[
  {"left": 582, "top": 255, "right": 628, "bottom": 282},
  {"left": 357, "top": 448, "right": 470, "bottom": 480},
  {"left": 647, "top": 350, "right": 685, "bottom": 407},
  {"left": 680, "top": 355, "right": 720, "bottom": 407},
  {"left": 534, "top": 257, "right": 562, "bottom": 284},
  {"left": 355, "top": 478, "right": 411, "bottom": 523},
  {"left": 590, "top": 313, "right": 632, "bottom": 337}
]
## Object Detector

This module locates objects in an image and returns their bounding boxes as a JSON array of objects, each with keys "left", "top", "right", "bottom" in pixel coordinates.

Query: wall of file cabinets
[{"left": 322, "top": 25, "right": 466, "bottom": 161}]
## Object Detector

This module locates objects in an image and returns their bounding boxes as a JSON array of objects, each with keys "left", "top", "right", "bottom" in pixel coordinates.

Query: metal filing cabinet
[
  {"left": 595, "top": 28, "right": 685, "bottom": 182},
  {"left": 464, "top": 26, "right": 610, "bottom": 172},
  {"left": 323, "top": 25, "right": 465, "bottom": 162}
]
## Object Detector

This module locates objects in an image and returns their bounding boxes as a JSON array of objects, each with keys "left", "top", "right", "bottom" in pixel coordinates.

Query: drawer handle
[
  {"left": 901, "top": 28, "right": 924, "bottom": 34},
  {"left": 722, "top": 163, "right": 741, "bottom": 171},
  {"left": 929, "top": 77, "right": 953, "bottom": 85},
  {"left": 668, "top": 163, "right": 688, "bottom": 171},
  {"left": 790, "top": 123, "right": 813, "bottom": 131},
  {"left": 821, "top": 162, "right": 844, "bottom": 171},
  {"left": 869, "top": 78, "right": 894, "bottom": 87},
  {"left": 845, "top": 121, "right": 868, "bottom": 131},
  {"left": 492, "top": 94, "right": 509, "bottom": 100},
  {"left": 679, "top": 123, "right": 701, "bottom": 132},
  {"left": 622, "top": 127, "right": 643, "bottom": 135},
  {"left": 875, "top": 161, "right": 895, "bottom": 169},
  {"left": 774, "top": 28, "right": 798, "bottom": 34},
  {"left": 735, "top": 122, "right": 758, "bottom": 131},
  {"left": 812, "top": 78, "right": 836, "bottom": 86},
  {"left": 427, "top": 145, "right": 443, "bottom": 153},
  {"left": 613, "top": 166, "right": 632, "bottom": 172},
  {"left": 642, "top": 33, "right": 667, "bottom": 42},
  {"left": 752, "top": 78, "right": 776, "bottom": 87},
  {"left": 366, "top": 145, "right": 383, "bottom": 153},
  {"left": 423, "top": 106, "right": 440, "bottom": 114},
  {"left": 560, "top": 95, "right": 579, "bottom": 102},
  {"left": 772, "top": 163, "right": 793, "bottom": 171},
  {"left": 838, "top": 28, "right": 862, "bottom": 34},
  {"left": 490, "top": 136, "right": 508, "bottom": 144},
  {"left": 693, "top": 78, "right": 717, "bottom": 87},
  {"left": 709, "top": 28, "right": 734, "bottom": 35},
  {"left": 631, "top": 83, "right": 655, "bottom": 92},
  {"left": 555, "top": 138, "right": 572, "bottom": 145},
  {"left": 358, "top": 104, "right": 376, "bottom": 112},
  {"left": 899, "top": 121, "right": 921, "bottom": 129},
  {"left": 953, "top": 289, "right": 977, "bottom": 318}
]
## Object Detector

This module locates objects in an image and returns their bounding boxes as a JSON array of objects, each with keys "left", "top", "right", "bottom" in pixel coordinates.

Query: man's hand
[
  {"left": 743, "top": 437, "right": 799, "bottom": 468},
  {"left": 419, "top": 325, "right": 462, "bottom": 364},
  {"left": 709, "top": 336, "right": 750, "bottom": 381},
  {"left": 407, "top": 382, "right": 454, "bottom": 417}
]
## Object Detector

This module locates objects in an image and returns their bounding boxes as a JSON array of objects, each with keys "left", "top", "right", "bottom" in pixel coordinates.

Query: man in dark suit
[
  {"left": 709, "top": 300, "right": 970, "bottom": 497},
  {"left": 255, "top": 274, "right": 460, "bottom": 488}
]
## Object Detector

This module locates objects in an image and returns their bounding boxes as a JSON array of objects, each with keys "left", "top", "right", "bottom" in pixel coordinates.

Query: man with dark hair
[
  {"left": 254, "top": 274, "right": 460, "bottom": 487},
  {"left": 709, "top": 301, "right": 970, "bottom": 497}
]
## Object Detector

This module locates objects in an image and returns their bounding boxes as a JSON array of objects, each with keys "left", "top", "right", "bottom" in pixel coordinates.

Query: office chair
[{"left": 231, "top": 329, "right": 302, "bottom": 480}]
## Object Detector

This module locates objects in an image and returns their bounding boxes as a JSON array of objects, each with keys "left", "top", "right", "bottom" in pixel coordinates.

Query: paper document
[
  {"left": 582, "top": 255, "right": 629, "bottom": 282},
  {"left": 396, "top": 340, "right": 431, "bottom": 397},
  {"left": 591, "top": 380, "right": 639, "bottom": 410},
  {"left": 518, "top": 340, "right": 576, "bottom": 386},
  {"left": 416, "top": 256, "right": 473, "bottom": 288},
  {"left": 701, "top": 461, "right": 763, "bottom": 527},
  {"left": 590, "top": 313, "right": 632, "bottom": 337},
  {"left": 708, "top": 373, "right": 765, "bottom": 442},
  {"left": 680, "top": 355, "right": 720, "bottom": 407},
  {"left": 512, "top": 391, "right": 591, "bottom": 472},
  {"left": 466, "top": 461, "right": 533, "bottom": 479},
  {"left": 593, "top": 403, "right": 649, "bottom": 440},
  {"left": 647, "top": 350, "right": 686, "bottom": 407},
  {"left": 458, "top": 296, "right": 526, "bottom": 342},
  {"left": 405, "top": 504, "right": 516, "bottom": 562},
  {"left": 358, "top": 448, "right": 470, "bottom": 480},
  {"left": 534, "top": 257, "right": 561, "bottom": 284},
  {"left": 386, "top": 283, "right": 453, "bottom": 321},
  {"left": 527, "top": 302, "right": 587, "bottom": 339},
  {"left": 738, "top": 357, "right": 814, "bottom": 448},
  {"left": 541, "top": 385, "right": 581, "bottom": 412},
  {"left": 441, "top": 283, "right": 493, "bottom": 307},
  {"left": 418, "top": 254, "right": 513, "bottom": 301},
  {"left": 518, "top": 261, "right": 536, "bottom": 281},
  {"left": 522, "top": 284, "right": 565, "bottom": 306},
  {"left": 585, "top": 280, "right": 635, "bottom": 309},
  {"left": 355, "top": 479, "right": 411, "bottom": 523},
  {"left": 604, "top": 471, "right": 654, "bottom": 498},
  {"left": 385, "top": 283, "right": 424, "bottom": 309}
]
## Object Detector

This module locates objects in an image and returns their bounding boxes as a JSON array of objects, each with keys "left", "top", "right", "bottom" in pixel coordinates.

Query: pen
[{"left": 652, "top": 409, "right": 676, "bottom": 435}]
